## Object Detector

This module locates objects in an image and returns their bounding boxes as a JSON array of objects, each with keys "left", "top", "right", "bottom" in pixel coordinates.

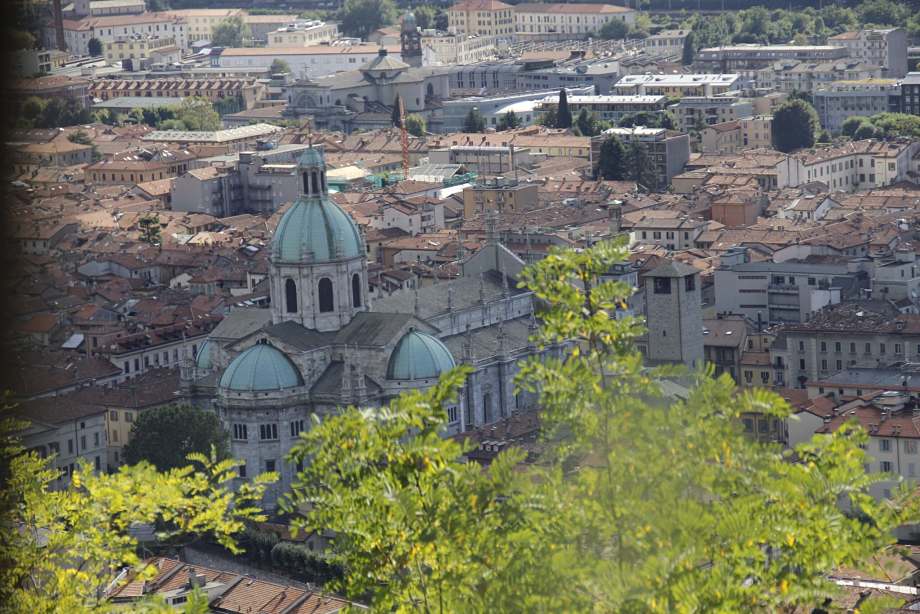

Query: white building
[
  {"left": 49, "top": 13, "right": 188, "bottom": 56},
  {"left": 218, "top": 44, "right": 401, "bottom": 79},
  {"left": 266, "top": 20, "right": 340, "bottom": 48},
  {"left": 643, "top": 29, "right": 689, "bottom": 59},
  {"left": 828, "top": 28, "right": 909, "bottom": 78},
  {"left": 813, "top": 79, "right": 901, "bottom": 133},
  {"left": 612, "top": 73, "right": 742, "bottom": 98},
  {"left": 512, "top": 3, "right": 635, "bottom": 37}
]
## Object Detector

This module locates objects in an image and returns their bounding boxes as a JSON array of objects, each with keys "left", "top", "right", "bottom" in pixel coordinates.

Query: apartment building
[
  {"left": 594, "top": 127, "right": 691, "bottom": 191},
  {"left": 218, "top": 45, "right": 402, "bottom": 79},
  {"left": 49, "top": 13, "right": 188, "bottom": 57},
  {"left": 795, "top": 139, "right": 917, "bottom": 192},
  {"left": 512, "top": 3, "right": 636, "bottom": 37},
  {"left": 173, "top": 146, "right": 310, "bottom": 216},
  {"left": 901, "top": 72, "right": 920, "bottom": 116},
  {"left": 828, "top": 28, "right": 908, "bottom": 78},
  {"left": 740, "top": 115, "right": 773, "bottom": 149},
  {"left": 448, "top": 0, "right": 514, "bottom": 37},
  {"left": 626, "top": 211, "right": 709, "bottom": 250},
  {"left": 85, "top": 147, "right": 197, "bottom": 185},
  {"left": 12, "top": 48, "right": 68, "bottom": 76},
  {"left": 79, "top": 0, "right": 146, "bottom": 17},
  {"left": 104, "top": 35, "right": 179, "bottom": 70},
  {"left": 612, "top": 73, "right": 742, "bottom": 98},
  {"left": 13, "top": 140, "right": 94, "bottom": 173},
  {"left": 696, "top": 45, "right": 848, "bottom": 72},
  {"left": 267, "top": 20, "right": 340, "bottom": 48},
  {"left": 462, "top": 178, "right": 539, "bottom": 219},
  {"left": 770, "top": 304, "right": 920, "bottom": 389},
  {"left": 813, "top": 79, "right": 901, "bottom": 133},
  {"left": 90, "top": 77, "right": 267, "bottom": 110},
  {"left": 153, "top": 8, "right": 243, "bottom": 44},
  {"left": 644, "top": 29, "right": 689, "bottom": 59},
  {"left": 770, "top": 60, "right": 883, "bottom": 94},
  {"left": 670, "top": 96, "right": 753, "bottom": 132},
  {"left": 536, "top": 94, "right": 669, "bottom": 124},
  {"left": 714, "top": 260, "right": 861, "bottom": 326}
]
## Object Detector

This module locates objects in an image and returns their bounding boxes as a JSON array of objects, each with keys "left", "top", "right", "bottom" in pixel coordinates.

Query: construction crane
[{"left": 398, "top": 96, "right": 410, "bottom": 181}]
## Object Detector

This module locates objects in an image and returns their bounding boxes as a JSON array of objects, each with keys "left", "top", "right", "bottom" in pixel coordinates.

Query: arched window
[
  {"left": 351, "top": 273, "right": 362, "bottom": 308},
  {"left": 311, "top": 170, "right": 319, "bottom": 195},
  {"left": 318, "top": 278, "right": 334, "bottom": 313},
  {"left": 482, "top": 393, "right": 492, "bottom": 424},
  {"left": 285, "top": 279, "right": 297, "bottom": 313},
  {"left": 302, "top": 170, "right": 309, "bottom": 194}
]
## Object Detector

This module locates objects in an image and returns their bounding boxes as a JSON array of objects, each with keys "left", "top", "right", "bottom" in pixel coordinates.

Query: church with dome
[{"left": 180, "top": 146, "right": 557, "bottom": 506}]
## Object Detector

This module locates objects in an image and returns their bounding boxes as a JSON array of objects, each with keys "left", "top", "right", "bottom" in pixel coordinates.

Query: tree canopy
[
  {"left": 211, "top": 16, "right": 250, "bottom": 47},
  {"left": 270, "top": 58, "right": 291, "bottom": 74},
  {"left": 844, "top": 113, "right": 920, "bottom": 140},
  {"left": 598, "top": 18, "right": 629, "bottom": 40},
  {"left": 497, "top": 110, "right": 520, "bottom": 131},
  {"left": 596, "top": 134, "right": 627, "bottom": 180},
  {"left": 160, "top": 96, "right": 221, "bottom": 131},
  {"left": 283, "top": 238, "right": 920, "bottom": 612},
  {"left": 123, "top": 405, "right": 230, "bottom": 471},
  {"left": 463, "top": 107, "right": 485, "bottom": 133},
  {"left": 338, "top": 0, "right": 397, "bottom": 39},
  {"left": 0, "top": 405, "right": 275, "bottom": 612},
  {"left": 404, "top": 114, "right": 426, "bottom": 137},
  {"left": 87, "top": 37, "right": 103, "bottom": 57},
  {"left": 772, "top": 98, "right": 819, "bottom": 152}
]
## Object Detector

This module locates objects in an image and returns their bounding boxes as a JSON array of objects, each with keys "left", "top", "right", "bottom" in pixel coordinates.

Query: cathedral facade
[{"left": 181, "top": 147, "right": 556, "bottom": 507}]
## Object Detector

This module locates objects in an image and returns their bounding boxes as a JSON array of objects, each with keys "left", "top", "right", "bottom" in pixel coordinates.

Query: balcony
[{"left": 768, "top": 284, "right": 798, "bottom": 294}]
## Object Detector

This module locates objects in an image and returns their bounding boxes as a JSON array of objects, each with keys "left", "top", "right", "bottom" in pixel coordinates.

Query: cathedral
[{"left": 180, "top": 146, "right": 556, "bottom": 506}]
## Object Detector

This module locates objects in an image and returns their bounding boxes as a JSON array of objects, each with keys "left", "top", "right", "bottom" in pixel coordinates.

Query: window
[
  {"left": 821, "top": 359, "right": 827, "bottom": 370},
  {"left": 49, "top": 442, "right": 59, "bottom": 455},
  {"left": 232, "top": 424, "right": 248, "bottom": 440},
  {"left": 799, "top": 341, "right": 805, "bottom": 351},
  {"left": 266, "top": 459, "right": 276, "bottom": 473},
  {"left": 239, "top": 463, "right": 247, "bottom": 478},
  {"left": 743, "top": 418, "right": 754, "bottom": 432},
  {"left": 799, "top": 358, "right": 805, "bottom": 369},
  {"left": 110, "top": 410, "right": 118, "bottom": 421},
  {"left": 820, "top": 342, "right": 827, "bottom": 352},
  {"left": 285, "top": 279, "right": 297, "bottom": 313},
  {"left": 259, "top": 424, "right": 279, "bottom": 440},
  {"left": 896, "top": 343, "right": 902, "bottom": 354},
  {"left": 447, "top": 406, "right": 459, "bottom": 423},
  {"left": 850, "top": 342, "right": 856, "bottom": 353},
  {"left": 93, "top": 432, "right": 100, "bottom": 447},
  {"left": 352, "top": 273, "right": 362, "bottom": 308},
  {"left": 653, "top": 277, "right": 671, "bottom": 294},
  {"left": 125, "top": 412, "right": 132, "bottom": 423},
  {"left": 95, "top": 456, "right": 101, "bottom": 471},
  {"left": 290, "top": 419, "right": 304, "bottom": 437},
  {"left": 757, "top": 418, "right": 768, "bottom": 433},
  {"left": 880, "top": 343, "right": 886, "bottom": 354},
  {"left": 318, "top": 278, "right": 334, "bottom": 313},
  {"left": 80, "top": 435, "right": 86, "bottom": 451},
  {"left": 880, "top": 438, "right": 892, "bottom": 452},
  {"left": 907, "top": 440, "right": 918, "bottom": 454},
  {"left": 744, "top": 371, "right": 753, "bottom": 383},
  {"left": 865, "top": 342, "right": 872, "bottom": 354},
  {"left": 880, "top": 460, "right": 893, "bottom": 473},
  {"left": 684, "top": 275, "right": 695, "bottom": 292},
  {"left": 834, "top": 342, "right": 841, "bottom": 353},
  {"left": 112, "top": 430, "right": 118, "bottom": 443},
  {"left": 68, "top": 439, "right": 74, "bottom": 454}
]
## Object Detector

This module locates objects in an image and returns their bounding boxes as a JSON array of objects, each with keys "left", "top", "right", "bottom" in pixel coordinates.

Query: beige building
[
  {"left": 613, "top": 73, "right": 742, "bottom": 98},
  {"left": 644, "top": 29, "right": 689, "bottom": 59},
  {"left": 154, "top": 8, "right": 244, "bottom": 44},
  {"left": 513, "top": 3, "right": 635, "bottom": 36},
  {"left": 86, "top": 148, "right": 197, "bottom": 185},
  {"left": 741, "top": 116, "right": 772, "bottom": 149},
  {"left": 462, "top": 178, "right": 538, "bottom": 219},
  {"left": 104, "top": 35, "right": 179, "bottom": 68},
  {"left": 267, "top": 20, "right": 340, "bottom": 47},
  {"left": 448, "top": 0, "right": 514, "bottom": 37},
  {"left": 423, "top": 33, "right": 497, "bottom": 65}
]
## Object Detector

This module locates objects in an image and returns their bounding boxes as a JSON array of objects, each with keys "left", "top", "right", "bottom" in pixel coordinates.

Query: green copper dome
[
  {"left": 219, "top": 343, "right": 304, "bottom": 392},
  {"left": 298, "top": 147, "right": 325, "bottom": 167},
  {"left": 195, "top": 339, "right": 213, "bottom": 370},
  {"left": 386, "top": 329, "right": 456, "bottom": 380},
  {"left": 271, "top": 196, "right": 364, "bottom": 263}
]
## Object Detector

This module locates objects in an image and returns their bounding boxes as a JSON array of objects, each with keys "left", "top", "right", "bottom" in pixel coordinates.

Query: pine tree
[
  {"left": 391, "top": 94, "right": 402, "bottom": 128},
  {"left": 596, "top": 134, "right": 626, "bottom": 180},
  {"left": 556, "top": 88, "right": 572, "bottom": 129},
  {"left": 463, "top": 107, "right": 485, "bottom": 133}
]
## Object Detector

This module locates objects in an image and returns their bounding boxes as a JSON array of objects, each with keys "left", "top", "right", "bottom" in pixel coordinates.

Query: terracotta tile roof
[{"left": 450, "top": 0, "right": 512, "bottom": 10}]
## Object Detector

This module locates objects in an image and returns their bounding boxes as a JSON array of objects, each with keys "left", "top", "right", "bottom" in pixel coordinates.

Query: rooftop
[{"left": 142, "top": 123, "right": 282, "bottom": 144}]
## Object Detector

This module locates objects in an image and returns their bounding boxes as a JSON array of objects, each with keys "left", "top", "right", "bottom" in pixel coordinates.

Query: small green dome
[
  {"left": 195, "top": 339, "right": 213, "bottom": 370},
  {"left": 219, "top": 343, "right": 303, "bottom": 392},
  {"left": 387, "top": 329, "right": 456, "bottom": 380},
  {"left": 272, "top": 196, "right": 364, "bottom": 263},
  {"left": 298, "top": 147, "right": 325, "bottom": 167}
]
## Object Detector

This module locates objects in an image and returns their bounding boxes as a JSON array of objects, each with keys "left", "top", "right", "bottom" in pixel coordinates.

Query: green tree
[
  {"left": 626, "top": 141, "right": 657, "bottom": 189},
  {"left": 841, "top": 115, "right": 865, "bottom": 138},
  {"left": 270, "top": 58, "right": 291, "bottom": 74},
  {"left": 338, "top": 0, "right": 396, "bottom": 40},
  {"left": 123, "top": 405, "right": 230, "bottom": 471},
  {"left": 772, "top": 98, "right": 819, "bottom": 153},
  {"left": 211, "top": 15, "right": 250, "bottom": 47},
  {"left": 404, "top": 113, "right": 426, "bottom": 137},
  {"left": 574, "top": 108, "right": 598, "bottom": 137},
  {"left": 854, "top": 121, "right": 879, "bottom": 140},
  {"left": 681, "top": 31, "right": 695, "bottom": 65},
  {"left": 866, "top": 112, "right": 920, "bottom": 139},
  {"left": 598, "top": 18, "right": 629, "bottom": 40},
  {"left": 497, "top": 109, "right": 520, "bottom": 131},
  {"left": 556, "top": 88, "right": 572, "bottom": 129},
  {"left": 138, "top": 213, "right": 162, "bottom": 245},
  {"left": 538, "top": 105, "right": 557, "bottom": 128},
  {"left": 87, "top": 37, "right": 103, "bottom": 57},
  {"left": 463, "top": 107, "right": 485, "bottom": 133},
  {"left": 0, "top": 406, "right": 275, "bottom": 612},
  {"left": 67, "top": 130, "right": 92, "bottom": 145},
  {"left": 283, "top": 239, "right": 919, "bottom": 612},
  {"left": 392, "top": 93, "right": 403, "bottom": 128},
  {"left": 596, "top": 134, "right": 626, "bottom": 180},
  {"left": 413, "top": 4, "right": 436, "bottom": 30},
  {"left": 176, "top": 96, "right": 221, "bottom": 131},
  {"left": 857, "top": 0, "right": 909, "bottom": 27}
]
